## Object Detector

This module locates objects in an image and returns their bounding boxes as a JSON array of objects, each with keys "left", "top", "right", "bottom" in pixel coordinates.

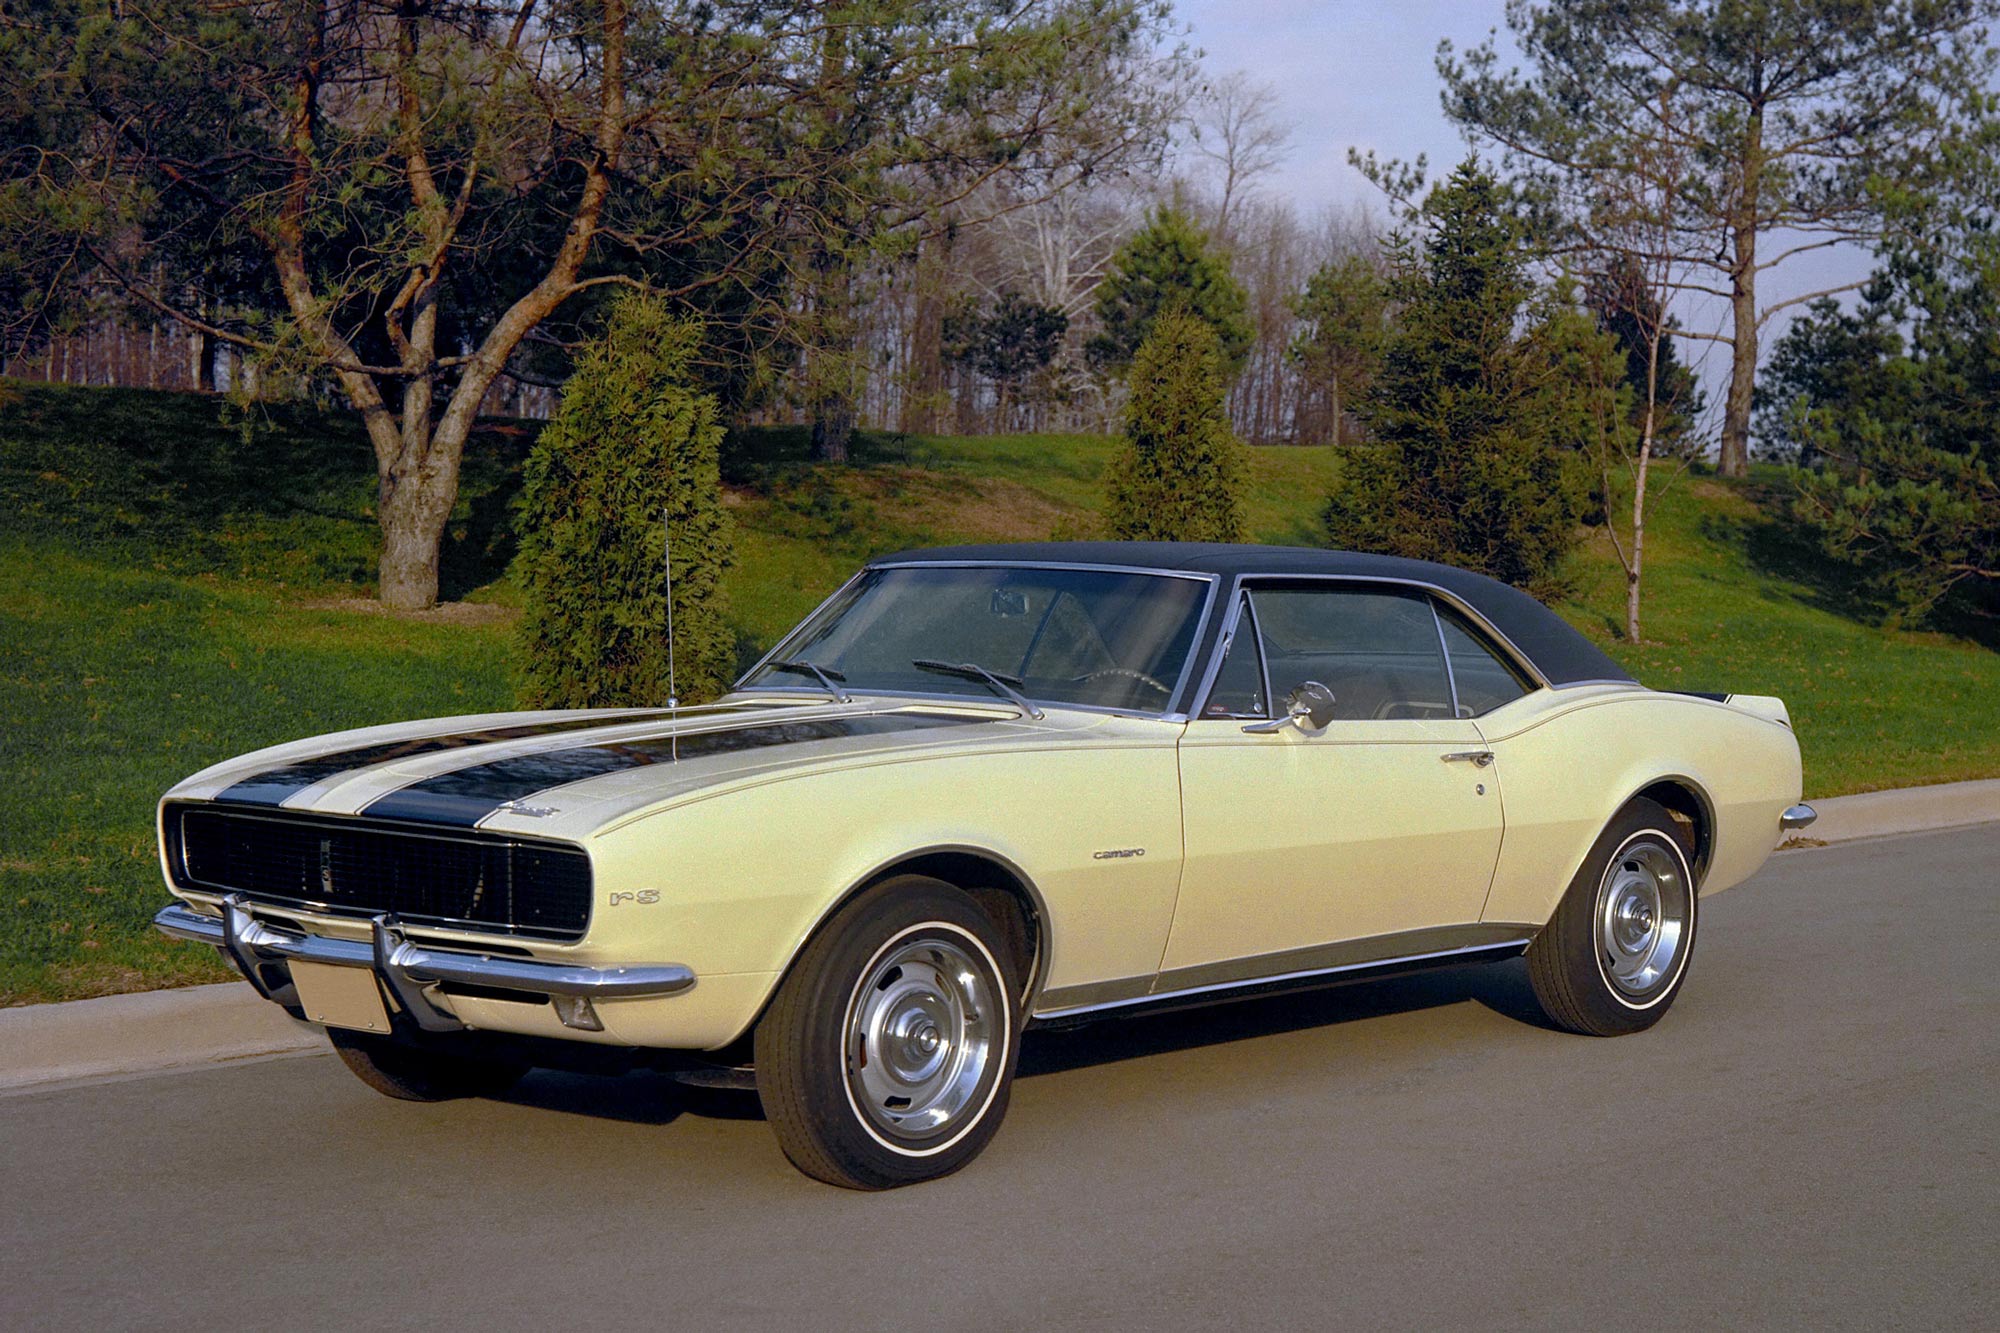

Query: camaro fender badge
[
  {"left": 608, "top": 890, "right": 662, "bottom": 907},
  {"left": 1092, "top": 848, "right": 1146, "bottom": 860}
]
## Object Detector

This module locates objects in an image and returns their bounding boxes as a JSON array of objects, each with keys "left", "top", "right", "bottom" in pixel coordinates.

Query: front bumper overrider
[{"left": 154, "top": 895, "right": 695, "bottom": 1034}]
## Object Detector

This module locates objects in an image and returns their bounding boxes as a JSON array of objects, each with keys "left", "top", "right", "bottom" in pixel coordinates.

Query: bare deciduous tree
[{"left": 1186, "top": 72, "right": 1293, "bottom": 246}]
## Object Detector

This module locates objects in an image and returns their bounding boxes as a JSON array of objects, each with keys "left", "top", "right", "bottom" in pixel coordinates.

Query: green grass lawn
[
  {"left": 2, "top": 380, "right": 1994, "bottom": 1003},
  {"left": 1560, "top": 471, "right": 2000, "bottom": 796}
]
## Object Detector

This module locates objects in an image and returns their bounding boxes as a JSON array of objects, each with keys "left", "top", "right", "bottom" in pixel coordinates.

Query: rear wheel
[
  {"left": 755, "top": 876, "right": 1022, "bottom": 1189},
  {"left": 1527, "top": 798, "right": 1698, "bottom": 1036},
  {"left": 328, "top": 1028, "right": 528, "bottom": 1101}
]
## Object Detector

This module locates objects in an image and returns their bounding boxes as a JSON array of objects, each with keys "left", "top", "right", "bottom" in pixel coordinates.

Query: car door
[{"left": 1161, "top": 582, "right": 1508, "bottom": 981}]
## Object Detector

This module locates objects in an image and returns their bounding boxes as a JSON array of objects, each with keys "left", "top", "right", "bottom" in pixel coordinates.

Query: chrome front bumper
[
  {"left": 1780, "top": 803, "right": 1818, "bottom": 832},
  {"left": 155, "top": 896, "right": 695, "bottom": 1034}
]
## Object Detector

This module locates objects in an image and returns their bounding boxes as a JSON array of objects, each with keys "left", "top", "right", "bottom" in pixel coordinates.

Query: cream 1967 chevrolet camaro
[{"left": 155, "top": 542, "right": 1814, "bottom": 1188}]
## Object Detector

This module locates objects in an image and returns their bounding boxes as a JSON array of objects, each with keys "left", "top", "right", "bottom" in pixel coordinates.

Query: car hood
[{"left": 163, "top": 694, "right": 1091, "bottom": 841}]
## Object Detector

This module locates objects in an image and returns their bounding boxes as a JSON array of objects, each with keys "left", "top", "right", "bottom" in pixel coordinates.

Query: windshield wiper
[
  {"left": 766, "top": 659, "right": 851, "bottom": 704},
  {"left": 912, "top": 659, "right": 1045, "bottom": 720}
]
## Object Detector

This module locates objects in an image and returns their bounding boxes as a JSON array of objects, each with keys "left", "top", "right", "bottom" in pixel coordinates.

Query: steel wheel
[
  {"left": 755, "top": 876, "right": 1022, "bottom": 1188},
  {"left": 1526, "top": 797, "right": 1700, "bottom": 1036},
  {"left": 842, "top": 928, "right": 998, "bottom": 1147},
  {"left": 1594, "top": 835, "right": 1693, "bottom": 1000}
]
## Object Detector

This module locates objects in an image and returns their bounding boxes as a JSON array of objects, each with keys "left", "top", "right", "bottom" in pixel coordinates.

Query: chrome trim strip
[
  {"left": 155, "top": 901, "right": 696, "bottom": 1002},
  {"left": 1431, "top": 597, "right": 1463, "bottom": 719},
  {"left": 1246, "top": 591, "right": 1273, "bottom": 717},
  {"left": 1780, "top": 803, "right": 1818, "bottom": 831},
  {"left": 1032, "top": 924, "right": 1537, "bottom": 1024},
  {"left": 1032, "top": 939, "right": 1533, "bottom": 1026}
]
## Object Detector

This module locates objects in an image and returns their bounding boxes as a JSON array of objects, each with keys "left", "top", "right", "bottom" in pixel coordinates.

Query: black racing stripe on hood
[
  {"left": 213, "top": 712, "right": 673, "bottom": 807},
  {"left": 359, "top": 714, "right": 990, "bottom": 827}
]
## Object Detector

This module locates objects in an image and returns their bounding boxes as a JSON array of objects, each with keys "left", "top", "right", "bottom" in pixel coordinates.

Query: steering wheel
[{"left": 1069, "top": 666, "right": 1171, "bottom": 697}]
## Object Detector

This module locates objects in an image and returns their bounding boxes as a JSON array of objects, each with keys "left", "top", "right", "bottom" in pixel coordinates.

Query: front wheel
[
  {"left": 755, "top": 876, "right": 1022, "bottom": 1189},
  {"left": 1526, "top": 798, "right": 1698, "bottom": 1036}
]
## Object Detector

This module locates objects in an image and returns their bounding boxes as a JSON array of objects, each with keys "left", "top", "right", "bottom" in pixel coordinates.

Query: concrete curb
[
  {"left": 4, "top": 777, "right": 1997, "bottom": 1095},
  {"left": 0, "top": 981, "right": 323, "bottom": 1096},
  {"left": 1783, "top": 778, "right": 2000, "bottom": 848}
]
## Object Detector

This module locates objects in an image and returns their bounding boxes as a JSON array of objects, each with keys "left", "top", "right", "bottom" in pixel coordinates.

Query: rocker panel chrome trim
[{"left": 1030, "top": 923, "right": 1536, "bottom": 1026}]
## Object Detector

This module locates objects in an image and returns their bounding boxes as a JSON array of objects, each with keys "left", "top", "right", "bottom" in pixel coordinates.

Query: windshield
[{"left": 742, "top": 565, "right": 1212, "bottom": 713}]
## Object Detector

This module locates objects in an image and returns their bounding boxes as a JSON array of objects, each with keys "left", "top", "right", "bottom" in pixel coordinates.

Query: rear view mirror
[
  {"left": 1284, "top": 680, "right": 1339, "bottom": 730},
  {"left": 990, "top": 588, "right": 1030, "bottom": 617}
]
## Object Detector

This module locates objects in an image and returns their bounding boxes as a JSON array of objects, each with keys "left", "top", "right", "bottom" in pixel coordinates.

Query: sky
[{"left": 1172, "top": 0, "right": 1877, "bottom": 385}]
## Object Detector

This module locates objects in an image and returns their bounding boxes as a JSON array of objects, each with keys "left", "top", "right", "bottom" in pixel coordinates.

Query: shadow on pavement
[{"left": 483, "top": 959, "right": 1559, "bottom": 1128}]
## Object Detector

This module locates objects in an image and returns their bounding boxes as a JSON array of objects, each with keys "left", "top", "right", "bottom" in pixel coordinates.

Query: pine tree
[
  {"left": 1586, "top": 253, "right": 1704, "bottom": 453},
  {"left": 516, "top": 296, "right": 736, "bottom": 708},
  {"left": 1103, "top": 309, "right": 1247, "bottom": 542},
  {"left": 1288, "top": 252, "right": 1391, "bottom": 445},
  {"left": 1088, "top": 208, "right": 1253, "bottom": 376},
  {"left": 1326, "top": 161, "right": 1591, "bottom": 596}
]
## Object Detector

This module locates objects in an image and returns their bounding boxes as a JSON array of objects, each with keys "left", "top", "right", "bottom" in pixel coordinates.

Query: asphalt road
[{"left": 3, "top": 827, "right": 1995, "bottom": 1331}]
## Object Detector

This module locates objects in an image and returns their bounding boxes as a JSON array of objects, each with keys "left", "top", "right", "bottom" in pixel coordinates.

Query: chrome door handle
[{"left": 1442, "top": 750, "right": 1494, "bottom": 767}]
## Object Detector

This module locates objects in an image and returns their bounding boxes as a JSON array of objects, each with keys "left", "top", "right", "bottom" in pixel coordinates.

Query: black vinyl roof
[{"left": 872, "top": 542, "right": 1636, "bottom": 688}]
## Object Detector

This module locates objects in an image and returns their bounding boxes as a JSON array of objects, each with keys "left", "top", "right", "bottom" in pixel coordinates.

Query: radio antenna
[{"left": 663, "top": 508, "right": 680, "bottom": 762}]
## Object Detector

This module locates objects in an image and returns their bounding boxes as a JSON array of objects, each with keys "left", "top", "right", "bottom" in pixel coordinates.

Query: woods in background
[{"left": 2, "top": 1, "right": 1994, "bottom": 625}]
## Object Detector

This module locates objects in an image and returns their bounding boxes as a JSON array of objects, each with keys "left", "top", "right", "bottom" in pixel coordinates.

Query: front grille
[{"left": 171, "top": 805, "right": 592, "bottom": 940}]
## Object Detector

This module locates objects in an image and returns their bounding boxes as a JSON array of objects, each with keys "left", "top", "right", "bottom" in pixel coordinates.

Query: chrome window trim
[
  {"left": 1186, "top": 572, "right": 1555, "bottom": 719},
  {"left": 1430, "top": 598, "right": 1464, "bottom": 719},
  {"left": 1245, "top": 591, "right": 1273, "bottom": 717},
  {"left": 1200, "top": 590, "right": 1274, "bottom": 720},
  {"left": 733, "top": 560, "right": 1222, "bottom": 722}
]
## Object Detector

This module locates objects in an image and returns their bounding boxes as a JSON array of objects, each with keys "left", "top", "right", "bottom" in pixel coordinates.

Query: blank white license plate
[{"left": 290, "top": 961, "right": 393, "bottom": 1034}]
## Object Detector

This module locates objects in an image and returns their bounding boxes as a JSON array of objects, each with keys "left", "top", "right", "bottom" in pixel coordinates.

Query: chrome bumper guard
[
  {"left": 1780, "top": 803, "right": 1818, "bottom": 832},
  {"left": 154, "top": 895, "right": 695, "bottom": 1034}
]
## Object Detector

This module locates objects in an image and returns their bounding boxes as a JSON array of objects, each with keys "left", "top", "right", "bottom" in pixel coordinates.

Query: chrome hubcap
[
  {"left": 1595, "top": 838, "right": 1691, "bottom": 999},
  {"left": 845, "top": 932, "right": 996, "bottom": 1143}
]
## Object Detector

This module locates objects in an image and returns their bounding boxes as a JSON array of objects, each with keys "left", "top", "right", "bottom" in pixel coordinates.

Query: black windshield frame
[{"left": 736, "top": 561, "right": 1222, "bottom": 718}]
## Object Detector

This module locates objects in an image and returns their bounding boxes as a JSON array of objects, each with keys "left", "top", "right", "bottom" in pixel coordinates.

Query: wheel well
[
  {"left": 1632, "top": 779, "right": 1713, "bottom": 883},
  {"left": 854, "top": 850, "right": 1047, "bottom": 1005}
]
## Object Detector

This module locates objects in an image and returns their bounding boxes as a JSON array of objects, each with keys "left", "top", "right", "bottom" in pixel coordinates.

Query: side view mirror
[{"left": 1242, "top": 680, "right": 1337, "bottom": 734}]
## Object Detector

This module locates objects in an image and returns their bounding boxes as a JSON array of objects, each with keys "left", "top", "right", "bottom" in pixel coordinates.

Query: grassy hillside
[{"left": 2, "top": 380, "right": 1994, "bottom": 1002}]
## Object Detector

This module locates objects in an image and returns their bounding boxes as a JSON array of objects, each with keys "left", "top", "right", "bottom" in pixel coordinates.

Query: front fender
[{"left": 583, "top": 740, "right": 1185, "bottom": 1048}]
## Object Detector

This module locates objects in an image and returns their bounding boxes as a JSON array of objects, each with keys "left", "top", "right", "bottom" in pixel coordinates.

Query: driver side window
[{"left": 1215, "top": 585, "right": 1456, "bottom": 722}]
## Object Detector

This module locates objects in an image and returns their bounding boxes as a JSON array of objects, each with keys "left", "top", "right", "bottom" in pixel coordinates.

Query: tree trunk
[
  {"left": 195, "top": 327, "right": 216, "bottom": 392},
  {"left": 811, "top": 401, "right": 855, "bottom": 464},
  {"left": 1627, "top": 436, "right": 1650, "bottom": 643},
  {"left": 375, "top": 427, "right": 460, "bottom": 611},
  {"left": 1720, "top": 230, "right": 1756, "bottom": 478},
  {"left": 1719, "top": 104, "right": 1762, "bottom": 480}
]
